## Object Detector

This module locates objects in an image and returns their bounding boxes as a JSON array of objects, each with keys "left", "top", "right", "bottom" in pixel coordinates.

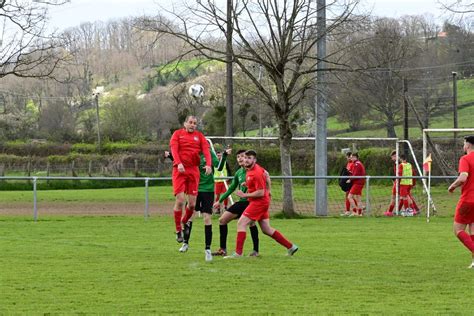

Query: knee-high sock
[
  {"left": 250, "top": 225, "right": 259, "bottom": 252},
  {"left": 345, "top": 198, "right": 350, "bottom": 212},
  {"left": 403, "top": 199, "right": 409, "bottom": 209},
  {"left": 219, "top": 224, "right": 228, "bottom": 250},
  {"left": 387, "top": 203, "right": 395, "bottom": 213},
  {"left": 271, "top": 230, "right": 292, "bottom": 249},
  {"left": 205, "top": 224, "right": 212, "bottom": 250},
  {"left": 236, "top": 231, "right": 246, "bottom": 255},
  {"left": 457, "top": 231, "right": 474, "bottom": 252},
  {"left": 471, "top": 235, "right": 474, "bottom": 242},
  {"left": 181, "top": 207, "right": 194, "bottom": 224},
  {"left": 183, "top": 221, "right": 193, "bottom": 244},
  {"left": 174, "top": 210, "right": 182, "bottom": 232}
]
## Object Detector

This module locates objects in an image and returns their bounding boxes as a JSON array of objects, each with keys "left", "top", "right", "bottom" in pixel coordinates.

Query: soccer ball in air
[{"left": 188, "top": 84, "right": 204, "bottom": 98}]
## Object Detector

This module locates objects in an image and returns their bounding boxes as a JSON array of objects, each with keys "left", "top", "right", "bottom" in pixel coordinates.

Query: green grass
[{"left": 0, "top": 215, "right": 471, "bottom": 313}]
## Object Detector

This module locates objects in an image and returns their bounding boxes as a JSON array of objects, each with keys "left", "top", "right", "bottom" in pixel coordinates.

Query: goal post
[{"left": 206, "top": 136, "right": 403, "bottom": 216}]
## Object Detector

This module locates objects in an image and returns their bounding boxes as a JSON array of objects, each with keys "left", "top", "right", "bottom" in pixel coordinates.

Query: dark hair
[
  {"left": 400, "top": 154, "right": 407, "bottom": 161},
  {"left": 236, "top": 149, "right": 247, "bottom": 155},
  {"left": 185, "top": 115, "right": 197, "bottom": 122},
  {"left": 464, "top": 135, "right": 474, "bottom": 145},
  {"left": 346, "top": 151, "right": 352, "bottom": 157},
  {"left": 245, "top": 150, "right": 257, "bottom": 158},
  {"left": 351, "top": 152, "right": 359, "bottom": 158},
  {"left": 390, "top": 150, "right": 397, "bottom": 156}
]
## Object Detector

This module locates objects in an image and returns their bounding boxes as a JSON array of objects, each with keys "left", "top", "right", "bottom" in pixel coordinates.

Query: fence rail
[{"left": 0, "top": 175, "right": 458, "bottom": 221}]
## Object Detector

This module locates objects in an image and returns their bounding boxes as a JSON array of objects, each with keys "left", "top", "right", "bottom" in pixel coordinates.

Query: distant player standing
[
  {"left": 347, "top": 152, "right": 365, "bottom": 216},
  {"left": 169, "top": 116, "right": 211, "bottom": 242},
  {"left": 225, "top": 150, "right": 298, "bottom": 258},
  {"left": 448, "top": 135, "right": 474, "bottom": 268},
  {"left": 339, "top": 151, "right": 354, "bottom": 216}
]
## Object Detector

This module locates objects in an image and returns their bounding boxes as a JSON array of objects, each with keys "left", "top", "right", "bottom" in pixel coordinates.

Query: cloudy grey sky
[{"left": 48, "top": 0, "right": 446, "bottom": 31}]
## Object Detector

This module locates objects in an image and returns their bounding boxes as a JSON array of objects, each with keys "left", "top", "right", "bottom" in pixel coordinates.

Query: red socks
[
  {"left": 387, "top": 203, "right": 395, "bottom": 213},
  {"left": 174, "top": 209, "right": 182, "bottom": 232},
  {"left": 181, "top": 207, "right": 194, "bottom": 224},
  {"left": 457, "top": 231, "right": 474, "bottom": 253},
  {"left": 471, "top": 235, "right": 474, "bottom": 242},
  {"left": 271, "top": 230, "right": 292, "bottom": 249},
  {"left": 236, "top": 231, "right": 246, "bottom": 255}
]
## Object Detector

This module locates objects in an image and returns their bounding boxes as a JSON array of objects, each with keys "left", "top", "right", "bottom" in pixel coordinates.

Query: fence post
[
  {"left": 144, "top": 178, "right": 150, "bottom": 220},
  {"left": 365, "top": 176, "right": 371, "bottom": 216},
  {"left": 33, "top": 177, "right": 38, "bottom": 221}
]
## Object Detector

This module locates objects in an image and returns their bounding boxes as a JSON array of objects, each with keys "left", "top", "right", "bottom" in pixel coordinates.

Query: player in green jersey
[{"left": 212, "top": 149, "right": 269, "bottom": 257}]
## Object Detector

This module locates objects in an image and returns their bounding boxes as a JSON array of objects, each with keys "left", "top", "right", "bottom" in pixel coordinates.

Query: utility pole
[
  {"left": 452, "top": 72, "right": 458, "bottom": 140},
  {"left": 225, "top": 0, "right": 234, "bottom": 138},
  {"left": 93, "top": 90, "right": 102, "bottom": 153},
  {"left": 315, "top": 0, "right": 327, "bottom": 216},
  {"left": 403, "top": 78, "right": 409, "bottom": 158}
]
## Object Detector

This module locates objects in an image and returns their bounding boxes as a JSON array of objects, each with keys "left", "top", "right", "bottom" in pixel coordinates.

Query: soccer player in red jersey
[
  {"left": 448, "top": 135, "right": 474, "bottom": 268},
  {"left": 224, "top": 150, "right": 298, "bottom": 258},
  {"left": 385, "top": 150, "right": 402, "bottom": 217},
  {"left": 342, "top": 151, "right": 356, "bottom": 216},
  {"left": 347, "top": 152, "right": 365, "bottom": 216},
  {"left": 169, "top": 116, "right": 212, "bottom": 242}
]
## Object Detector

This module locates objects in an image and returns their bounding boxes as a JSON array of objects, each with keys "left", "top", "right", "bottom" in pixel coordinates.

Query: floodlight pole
[{"left": 315, "top": 0, "right": 328, "bottom": 216}]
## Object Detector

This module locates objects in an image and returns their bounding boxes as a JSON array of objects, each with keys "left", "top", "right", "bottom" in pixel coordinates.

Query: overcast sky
[{"left": 48, "top": 0, "right": 446, "bottom": 31}]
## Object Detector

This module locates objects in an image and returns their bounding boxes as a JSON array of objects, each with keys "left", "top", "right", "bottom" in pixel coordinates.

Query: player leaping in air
[{"left": 169, "top": 116, "right": 211, "bottom": 243}]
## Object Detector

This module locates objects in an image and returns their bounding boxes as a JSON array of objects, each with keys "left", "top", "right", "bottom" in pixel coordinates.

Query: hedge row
[{"left": 0, "top": 147, "right": 395, "bottom": 176}]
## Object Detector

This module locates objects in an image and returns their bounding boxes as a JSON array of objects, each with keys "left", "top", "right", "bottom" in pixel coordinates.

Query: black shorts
[
  {"left": 227, "top": 201, "right": 250, "bottom": 218},
  {"left": 196, "top": 192, "right": 214, "bottom": 214}
]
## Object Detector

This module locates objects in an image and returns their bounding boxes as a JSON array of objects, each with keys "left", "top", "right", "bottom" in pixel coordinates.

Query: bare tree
[
  {"left": 439, "top": 0, "right": 474, "bottom": 14},
  {"left": 139, "top": 0, "right": 360, "bottom": 216},
  {"left": 0, "top": 0, "right": 68, "bottom": 79}
]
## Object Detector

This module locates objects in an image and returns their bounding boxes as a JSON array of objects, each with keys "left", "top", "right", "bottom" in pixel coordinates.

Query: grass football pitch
[{"left": 0, "top": 215, "right": 471, "bottom": 314}]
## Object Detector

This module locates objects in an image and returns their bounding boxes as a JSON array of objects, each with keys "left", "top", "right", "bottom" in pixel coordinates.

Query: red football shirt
[
  {"left": 245, "top": 163, "right": 270, "bottom": 204},
  {"left": 346, "top": 161, "right": 354, "bottom": 174},
  {"left": 458, "top": 151, "right": 474, "bottom": 203},
  {"left": 169, "top": 128, "right": 211, "bottom": 168},
  {"left": 351, "top": 160, "right": 366, "bottom": 185}
]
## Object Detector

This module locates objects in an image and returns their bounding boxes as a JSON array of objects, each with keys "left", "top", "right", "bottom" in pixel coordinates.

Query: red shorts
[
  {"left": 454, "top": 201, "right": 474, "bottom": 225},
  {"left": 399, "top": 185, "right": 410, "bottom": 197},
  {"left": 242, "top": 202, "right": 270, "bottom": 221},
  {"left": 172, "top": 166, "right": 200, "bottom": 196},
  {"left": 349, "top": 184, "right": 364, "bottom": 195},
  {"left": 214, "top": 182, "right": 227, "bottom": 195}
]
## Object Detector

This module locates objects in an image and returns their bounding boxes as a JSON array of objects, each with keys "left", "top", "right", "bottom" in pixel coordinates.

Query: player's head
[
  {"left": 350, "top": 152, "right": 359, "bottom": 162},
  {"left": 390, "top": 150, "right": 397, "bottom": 162},
  {"left": 184, "top": 116, "right": 198, "bottom": 132},
  {"left": 400, "top": 154, "right": 407, "bottom": 162},
  {"left": 236, "top": 149, "right": 247, "bottom": 166},
  {"left": 244, "top": 150, "right": 257, "bottom": 168},
  {"left": 216, "top": 151, "right": 222, "bottom": 159},
  {"left": 346, "top": 151, "right": 352, "bottom": 161},
  {"left": 464, "top": 135, "right": 474, "bottom": 153}
]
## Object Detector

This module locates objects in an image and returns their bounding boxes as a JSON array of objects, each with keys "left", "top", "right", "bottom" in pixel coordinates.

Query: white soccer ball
[{"left": 188, "top": 84, "right": 204, "bottom": 98}]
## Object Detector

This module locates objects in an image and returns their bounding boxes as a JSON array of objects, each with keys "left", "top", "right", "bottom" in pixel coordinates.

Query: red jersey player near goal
[
  {"left": 448, "top": 135, "right": 474, "bottom": 268},
  {"left": 224, "top": 150, "right": 298, "bottom": 258},
  {"left": 169, "top": 116, "right": 212, "bottom": 243}
]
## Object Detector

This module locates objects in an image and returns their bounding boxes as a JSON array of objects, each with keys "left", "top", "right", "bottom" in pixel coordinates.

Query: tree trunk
[
  {"left": 278, "top": 118, "right": 296, "bottom": 217},
  {"left": 386, "top": 114, "right": 397, "bottom": 138}
]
